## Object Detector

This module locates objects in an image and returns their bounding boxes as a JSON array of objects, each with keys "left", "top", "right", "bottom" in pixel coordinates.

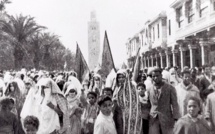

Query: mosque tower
[{"left": 88, "top": 11, "right": 100, "bottom": 71}]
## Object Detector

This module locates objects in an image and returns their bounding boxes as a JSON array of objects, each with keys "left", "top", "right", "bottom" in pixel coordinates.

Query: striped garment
[
  {"left": 55, "top": 94, "right": 70, "bottom": 134},
  {"left": 115, "top": 77, "right": 142, "bottom": 134}
]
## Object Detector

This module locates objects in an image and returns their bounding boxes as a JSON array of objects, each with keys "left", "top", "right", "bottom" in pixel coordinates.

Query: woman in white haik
[
  {"left": 28, "top": 78, "right": 70, "bottom": 134},
  {"left": 94, "top": 95, "right": 117, "bottom": 134}
]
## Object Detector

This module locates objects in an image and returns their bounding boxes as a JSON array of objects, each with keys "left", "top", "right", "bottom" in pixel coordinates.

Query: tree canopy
[{"left": 0, "top": 3, "right": 75, "bottom": 71}]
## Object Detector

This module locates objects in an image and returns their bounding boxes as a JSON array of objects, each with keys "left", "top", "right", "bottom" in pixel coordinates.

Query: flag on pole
[
  {"left": 75, "top": 43, "right": 89, "bottom": 83},
  {"left": 98, "top": 31, "right": 116, "bottom": 81},
  {"left": 132, "top": 47, "right": 141, "bottom": 82}
]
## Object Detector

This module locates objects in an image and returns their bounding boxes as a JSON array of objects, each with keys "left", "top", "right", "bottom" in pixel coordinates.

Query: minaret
[{"left": 88, "top": 11, "right": 100, "bottom": 71}]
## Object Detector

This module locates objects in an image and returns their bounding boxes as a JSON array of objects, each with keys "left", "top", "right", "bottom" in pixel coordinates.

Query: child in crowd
[
  {"left": 23, "top": 116, "right": 39, "bottom": 134},
  {"left": 0, "top": 97, "right": 18, "bottom": 134},
  {"left": 137, "top": 82, "right": 151, "bottom": 134},
  {"left": 65, "top": 84, "right": 83, "bottom": 134},
  {"left": 80, "top": 91, "right": 98, "bottom": 134},
  {"left": 94, "top": 95, "right": 117, "bottom": 134},
  {"left": 174, "top": 96, "right": 212, "bottom": 134},
  {"left": 102, "top": 87, "right": 123, "bottom": 134}
]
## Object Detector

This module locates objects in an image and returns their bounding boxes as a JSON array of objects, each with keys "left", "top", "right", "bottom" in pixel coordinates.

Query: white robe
[
  {"left": 35, "top": 95, "right": 60, "bottom": 134},
  {"left": 175, "top": 82, "right": 200, "bottom": 117},
  {"left": 94, "top": 112, "right": 117, "bottom": 134}
]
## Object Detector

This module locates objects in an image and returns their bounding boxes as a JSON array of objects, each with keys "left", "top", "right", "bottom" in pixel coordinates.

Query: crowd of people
[{"left": 0, "top": 65, "right": 215, "bottom": 134}]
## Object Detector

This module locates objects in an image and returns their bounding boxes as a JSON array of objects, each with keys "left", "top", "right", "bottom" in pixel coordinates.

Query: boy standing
[
  {"left": 94, "top": 95, "right": 117, "bottom": 134},
  {"left": 102, "top": 87, "right": 123, "bottom": 134},
  {"left": 137, "top": 82, "right": 151, "bottom": 134}
]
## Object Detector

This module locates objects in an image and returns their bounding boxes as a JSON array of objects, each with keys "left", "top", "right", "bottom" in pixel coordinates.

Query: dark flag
[
  {"left": 132, "top": 47, "right": 141, "bottom": 82},
  {"left": 98, "top": 31, "right": 116, "bottom": 81},
  {"left": 75, "top": 43, "right": 89, "bottom": 83}
]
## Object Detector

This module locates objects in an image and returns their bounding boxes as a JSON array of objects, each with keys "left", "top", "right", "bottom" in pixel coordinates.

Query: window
[
  {"left": 169, "top": 20, "right": 171, "bottom": 35},
  {"left": 178, "top": 7, "right": 182, "bottom": 18},
  {"left": 187, "top": 0, "right": 194, "bottom": 23},
  {"left": 91, "top": 27, "right": 96, "bottom": 30},
  {"left": 157, "top": 24, "right": 160, "bottom": 39},
  {"left": 176, "top": 6, "right": 183, "bottom": 28},
  {"left": 200, "top": 6, "right": 208, "bottom": 17}
]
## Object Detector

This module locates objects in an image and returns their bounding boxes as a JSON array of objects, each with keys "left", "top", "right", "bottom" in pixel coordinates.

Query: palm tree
[
  {"left": 0, "top": 0, "right": 11, "bottom": 11},
  {"left": 0, "top": 14, "right": 46, "bottom": 69},
  {"left": 29, "top": 32, "right": 43, "bottom": 69}
]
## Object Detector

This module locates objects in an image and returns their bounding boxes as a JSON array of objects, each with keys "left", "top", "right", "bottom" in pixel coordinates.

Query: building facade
[
  {"left": 88, "top": 11, "right": 100, "bottom": 71},
  {"left": 126, "top": 0, "right": 215, "bottom": 69}
]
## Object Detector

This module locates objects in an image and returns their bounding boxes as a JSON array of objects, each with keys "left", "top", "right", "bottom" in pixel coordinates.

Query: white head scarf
[
  {"left": 36, "top": 78, "right": 70, "bottom": 134},
  {"left": 64, "top": 84, "right": 77, "bottom": 97},
  {"left": 169, "top": 68, "right": 181, "bottom": 86},
  {"left": 66, "top": 76, "right": 83, "bottom": 96}
]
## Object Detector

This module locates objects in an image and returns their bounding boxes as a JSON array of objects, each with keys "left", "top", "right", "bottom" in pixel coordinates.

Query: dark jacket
[{"left": 148, "top": 82, "right": 180, "bottom": 129}]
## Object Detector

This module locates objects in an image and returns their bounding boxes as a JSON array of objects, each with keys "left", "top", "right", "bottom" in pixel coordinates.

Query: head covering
[
  {"left": 88, "top": 73, "right": 103, "bottom": 95},
  {"left": 37, "top": 70, "right": 46, "bottom": 80},
  {"left": 116, "top": 69, "right": 127, "bottom": 82},
  {"left": 113, "top": 69, "right": 142, "bottom": 134},
  {"left": 93, "top": 74, "right": 101, "bottom": 79},
  {"left": 162, "top": 68, "right": 170, "bottom": 83},
  {"left": 56, "top": 75, "right": 64, "bottom": 83},
  {"left": 4, "top": 72, "right": 13, "bottom": 85},
  {"left": 112, "top": 69, "right": 127, "bottom": 97},
  {"left": 20, "top": 80, "right": 39, "bottom": 120},
  {"left": 14, "top": 73, "right": 27, "bottom": 95},
  {"left": 64, "top": 84, "right": 77, "bottom": 97},
  {"left": 65, "top": 76, "right": 83, "bottom": 96},
  {"left": 4, "top": 81, "right": 24, "bottom": 118},
  {"left": 15, "top": 72, "right": 22, "bottom": 79},
  {"left": 116, "top": 69, "right": 127, "bottom": 75},
  {"left": 24, "top": 77, "right": 35, "bottom": 86},
  {"left": 36, "top": 78, "right": 70, "bottom": 133},
  {"left": 0, "top": 76, "right": 5, "bottom": 95},
  {"left": 4, "top": 81, "right": 21, "bottom": 98},
  {"left": 169, "top": 68, "right": 181, "bottom": 86},
  {"left": 37, "top": 78, "right": 63, "bottom": 96}
]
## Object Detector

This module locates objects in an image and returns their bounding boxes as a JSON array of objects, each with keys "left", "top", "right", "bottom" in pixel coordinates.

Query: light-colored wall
[
  {"left": 174, "top": 0, "right": 215, "bottom": 39},
  {"left": 150, "top": 17, "right": 167, "bottom": 49},
  {"left": 167, "top": 8, "right": 177, "bottom": 48},
  {"left": 88, "top": 21, "right": 100, "bottom": 71}
]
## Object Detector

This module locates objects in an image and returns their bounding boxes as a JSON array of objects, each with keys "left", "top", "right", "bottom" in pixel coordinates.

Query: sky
[{"left": 6, "top": 0, "right": 174, "bottom": 66}]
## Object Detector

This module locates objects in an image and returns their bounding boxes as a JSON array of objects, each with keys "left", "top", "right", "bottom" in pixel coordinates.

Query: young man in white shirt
[{"left": 94, "top": 95, "right": 117, "bottom": 134}]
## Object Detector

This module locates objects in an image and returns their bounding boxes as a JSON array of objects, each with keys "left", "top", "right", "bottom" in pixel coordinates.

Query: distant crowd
[{"left": 0, "top": 65, "right": 215, "bottom": 134}]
